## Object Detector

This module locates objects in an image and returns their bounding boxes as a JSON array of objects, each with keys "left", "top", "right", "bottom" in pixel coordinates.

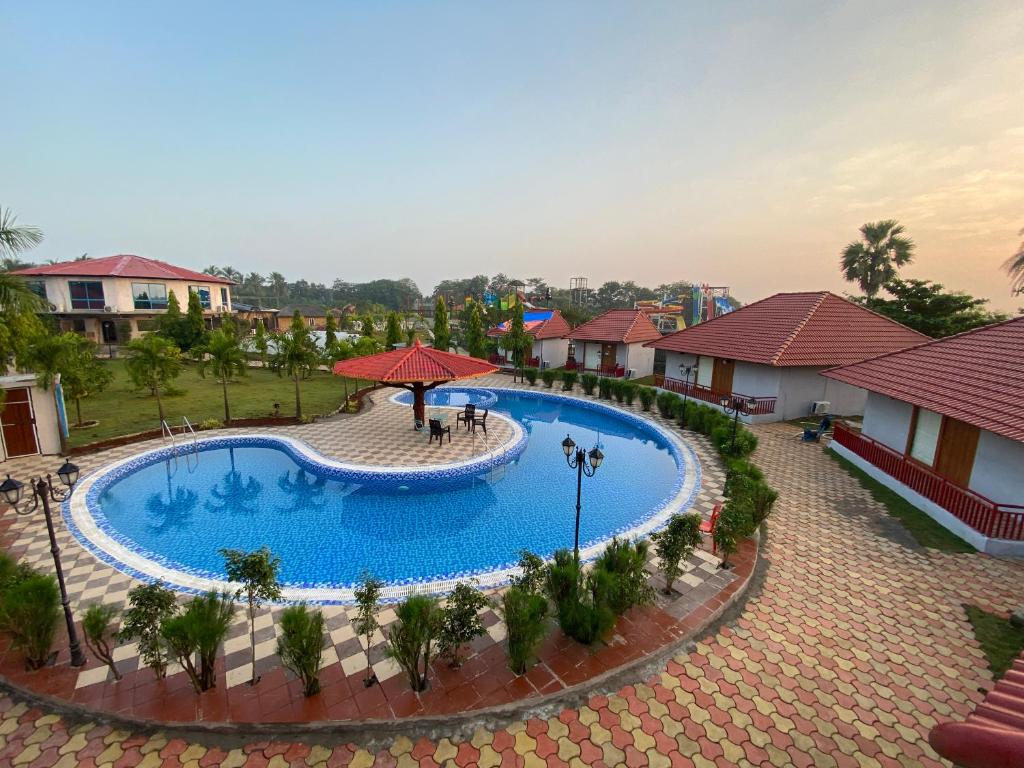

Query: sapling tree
[
  {"left": 432, "top": 296, "right": 450, "bottom": 351},
  {"left": 385, "top": 594, "right": 443, "bottom": 692},
  {"left": 500, "top": 586, "right": 548, "bottom": 675},
  {"left": 220, "top": 547, "right": 282, "bottom": 685},
  {"left": 118, "top": 581, "right": 178, "bottom": 679},
  {"left": 82, "top": 604, "right": 122, "bottom": 680},
  {"left": 160, "top": 591, "right": 234, "bottom": 693},
  {"left": 385, "top": 312, "right": 402, "bottom": 350},
  {"left": 650, "top": 513, "right": 703, "bottom": 594},
  {"left": 438, "top": 582, "right": 489, "bottom": 667},
  {"left": 713, "top": 501, "right": 754, "bottom": 569},
  {"left": 277, "top": 604, "right": 326, "bottom": 697},
  {"left": 352, "top": 572, "right": 383, "bottom": 686}
]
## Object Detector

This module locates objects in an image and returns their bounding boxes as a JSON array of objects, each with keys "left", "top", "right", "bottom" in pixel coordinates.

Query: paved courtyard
[{"left": 2, "top": 392, "right": 1024, "bottom": 765}]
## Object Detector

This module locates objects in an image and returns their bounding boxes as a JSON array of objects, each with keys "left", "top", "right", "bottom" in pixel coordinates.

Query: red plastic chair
[{"left": 700, "top": 504, "right": 721, "bottom": 553}]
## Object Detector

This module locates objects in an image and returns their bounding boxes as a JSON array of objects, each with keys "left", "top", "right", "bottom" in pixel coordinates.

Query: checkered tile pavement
[{"left": 1, "top": 377, "right": 728, "bottom": 695}]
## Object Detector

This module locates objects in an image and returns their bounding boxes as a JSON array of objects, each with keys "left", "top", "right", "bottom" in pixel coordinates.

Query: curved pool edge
[{"left": 64, "top": 389, "right": 702, "bottom": 604}]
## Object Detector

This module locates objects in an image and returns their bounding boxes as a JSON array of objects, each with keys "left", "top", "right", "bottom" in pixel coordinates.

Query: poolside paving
[{"left": 2, "top": 382, "right": 1024, "bottom": 766}]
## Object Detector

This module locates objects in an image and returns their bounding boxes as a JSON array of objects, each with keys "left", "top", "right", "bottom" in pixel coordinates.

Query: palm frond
[{"left": 0, "top": 207, "right": 44, "bottom": 258}]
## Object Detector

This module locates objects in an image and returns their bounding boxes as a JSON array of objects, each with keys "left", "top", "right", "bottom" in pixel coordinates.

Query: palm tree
[
  {"left": 221, "top": 266, "right": 243, "bottom": 284},
  {"left": 195, "top": 328, "right": 248, "bottom": 423},
  {"left": 841, "top": 220, "right": 915, "bottom": 297},
  {"left": 0, "top": 207, "right": 44, "bottom": 312},
  {"left": 124, "top": 335, "right": 183, "bottom": 423},
  {"left": 0, "top": 206, "right": 43, "bottom": 260},
  {"left": 270, "top": 321, "right": 320, "bottom": 418},
  {"left": 269, "top": 272, "right": 287, "bottom": 306},
  {"left": 1003, "top": 227, "right": 1024, "bottom": 295}
]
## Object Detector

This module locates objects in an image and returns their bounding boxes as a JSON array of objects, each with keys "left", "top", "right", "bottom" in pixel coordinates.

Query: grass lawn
[
  {"left": 66, "top": 359, "right": 368, "bottom": 448},
  {"left": 965, "top": 605, "right": 1024, "bottom": 680},
  {"left": 827, "top": 451, "right": 976, "bottom": 554}
]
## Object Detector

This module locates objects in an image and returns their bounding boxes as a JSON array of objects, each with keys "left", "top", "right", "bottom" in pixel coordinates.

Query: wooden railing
[
  {"left": 653, "top": 375, "right": 777, "bottom": 415},
  {"left": 832, "top": 421, "right": 1024, "bottom": 541}
]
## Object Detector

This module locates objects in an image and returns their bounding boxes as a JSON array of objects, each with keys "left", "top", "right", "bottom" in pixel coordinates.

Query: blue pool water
[
  {"left": 92, "top": 391, "right": 687, "bottom": 589},
  {"left": 394, "top": 388, "right": 498, "bottom": 408}
]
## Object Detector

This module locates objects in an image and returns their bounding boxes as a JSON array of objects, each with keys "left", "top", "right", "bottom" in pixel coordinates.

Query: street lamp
[
  {"left": 561, "top": 434, "right": 604, "bottom": 562},
  {"left": 0, "top": 460, "right": 87, "bottom": 667},
  {"left": 678, "top": 361, "right": 699, "bottom": 427},
  {"left": 719, "top": 394, "right": 759, "bottom": 455}
]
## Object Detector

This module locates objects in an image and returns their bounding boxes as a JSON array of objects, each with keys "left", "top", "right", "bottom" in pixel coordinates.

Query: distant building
[
  {"left": 645, "top": 291, "right": 927, "bottom": 422},
  {"left": 277, "top": 305, "right": 335, "bottom": 332},
  {"left": 233, "top": 302, "right": 280, "bottom": 333},
  {"left": 12, "top": 254, "right": 233, "bottom": 344},
  {"left": 486, "top": 309, "right": 571, "bottom": 369},
  {"left": 0, "top": 374, "right": 64, "bottom": 461},
  {"left": 565, "top": 309, "right": 662, "bottom": 378},
  {"left": 824, "top": 316, "right": 1024, "bottom": 555}
]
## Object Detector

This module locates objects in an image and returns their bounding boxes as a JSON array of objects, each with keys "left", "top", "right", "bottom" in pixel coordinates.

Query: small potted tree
[
  {"left": 82, "top": 604, "right": 122, "bottom": 680},
  {"left": 277, "top": 604, "right": 326, "bottom": 697},
  {"left": 220, "top": 547, "right": 282, "bottom": 686},
  {"left": 650, "top": 513, "right": 703, "bottom": 594},
  {"left": 118, "top": 581, "right": 179, "bottom": 679},
  {"left": 353, "top": 572, "right": 384, "bottom": 687},
  {"left": 439, "top": 582, "right": 489, "bottom": 668}
]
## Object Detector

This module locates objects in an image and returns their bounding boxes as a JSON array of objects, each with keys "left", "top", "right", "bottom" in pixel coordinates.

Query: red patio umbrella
[{"left": 332, "top": 340, "right": 498, "bottom": 427}]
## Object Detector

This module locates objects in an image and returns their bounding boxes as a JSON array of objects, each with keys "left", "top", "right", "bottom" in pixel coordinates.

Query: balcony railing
[
  {"left": 832, "top": 421, "right": 1024, "bottom": 541},
  {"left": 653, "top": 375, "right": 777, "bottom": 415}
]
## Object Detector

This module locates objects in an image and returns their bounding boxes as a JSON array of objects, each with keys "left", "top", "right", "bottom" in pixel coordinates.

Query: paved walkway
[{"left": 2, "top": 416, "right": 1024, "bottom": 765}]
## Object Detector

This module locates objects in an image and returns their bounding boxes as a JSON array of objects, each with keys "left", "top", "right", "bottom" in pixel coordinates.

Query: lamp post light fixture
[
  {"left": 561, "top": 434, "right": 604, "bottom": 562},
  {"left": 678, "top": 361, "right": 699, "bottom": 428},
  {"left": 0, "top": 460, "right": 87, "bottom": 668},
  {"left": 719, "top": 394, "right": 759, "bottom": 455}
]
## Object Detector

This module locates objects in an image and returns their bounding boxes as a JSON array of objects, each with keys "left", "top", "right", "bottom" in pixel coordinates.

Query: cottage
[
  {"left": 645, "top": 291, "right": 927, "bottom": 422},
  {"left": 277, "top": 305, "right": 335, "bottom": 332},
  {"left": 486, "top": 309, "right": 571, "bottom": 368},
  {"left": 12, "top": 255, "right": 234, "bottom": 344},
  {"left": 565, "top": 309, "right": 662, "bottom": 378},
  {"left": 0, "top": 374, "right": 64, "bottom": 461},
  {"left": 823, "top": 316, "right": 1024, "bottom": 556}
]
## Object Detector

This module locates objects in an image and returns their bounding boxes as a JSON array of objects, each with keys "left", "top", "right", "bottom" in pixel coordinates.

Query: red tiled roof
[
  {"left": 566, "top": 309, "right": 663, "bottom": 344},
  {"left": 822, "top": 316, "right": 1024, "bottom": 442},
  {"left": 332, "top": 340, "right": 498, "bottom": 383},
  {"left": 12, "top": 255, "right": 234, "bottom": 284},
  {"left": 487, "top": 309, "right": 572, "bottom": 340},
  {"left": 645, "top": 292, "right": 927, "bottom": 367}
]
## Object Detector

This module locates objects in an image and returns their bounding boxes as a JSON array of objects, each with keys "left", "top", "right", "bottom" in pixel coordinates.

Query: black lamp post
[
  {"left": 678, "top": 361, "right": 698, "bottom": 427},
  {"left": 0, "top": 460, "right": 87, "bottom": 667},
  {"left": 561, "top": 434, "right": 604, "bottom": 563},
  {"left": 719, "top": 394, "right": 759, "bottom": 454}
]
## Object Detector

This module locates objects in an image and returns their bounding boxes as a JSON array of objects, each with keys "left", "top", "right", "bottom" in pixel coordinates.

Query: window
[
  {"left": 132, "top": 282, "right": 168, "bottom": 310},
  {"left": 189, "top": 285, "right": 211, "bottom": 309},
  {"left": 220, "top": 287, "right": 228, "bottom": 306},
  {"left": 696, "top": 356, "right": 714, "bottom": 388},
  {"left": 307, "top": 317, "right": 315, "bottom": 327},
  {"left": 26, "top": 280, "right": 47, "bottom": 300},
  {"left": 909, "top": 408, "right": 942, "bottom": 466},
  {"left": 68, "top": 280, "right": 105, "bottom": 310}
]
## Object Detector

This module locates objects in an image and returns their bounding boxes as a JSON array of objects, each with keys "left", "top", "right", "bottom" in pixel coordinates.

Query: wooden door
[
  {"left": 0, "top": 388, "right": 40, "bottom": 458},
  {"left": 934, "top": 417, "right": 980, "bottom": 487},
  {"left": 600, "top": 343, "right": 616, "bottom": 372},
  {"left": 710, "top": 358, "right": 735, "bottom": 395}
]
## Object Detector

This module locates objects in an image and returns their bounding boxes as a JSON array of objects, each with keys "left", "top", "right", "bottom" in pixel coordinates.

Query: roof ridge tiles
[{"left": 770, "top": 291, "right": 829, "bottom": 365}]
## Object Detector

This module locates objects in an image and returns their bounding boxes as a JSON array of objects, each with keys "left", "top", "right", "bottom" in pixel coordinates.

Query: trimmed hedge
[{"left": 580, "top": 373, "right": 599, "bottom": 396}]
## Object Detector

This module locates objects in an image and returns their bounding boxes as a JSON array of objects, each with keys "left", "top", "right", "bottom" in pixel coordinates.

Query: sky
[{"left": 4, "top": 1, "right": 1023, "bottom": 310}]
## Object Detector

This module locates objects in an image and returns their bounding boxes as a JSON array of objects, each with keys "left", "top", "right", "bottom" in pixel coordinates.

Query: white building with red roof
[
  {"left": 486, "top": 309, "right": 571, "bottom": 369},
  {"left": 565, "top": 309, "right": 662, "bottom": 378},
  {"left": 823, "top": 316, "right": 1024, "bottom": 555},
  {"left": 645, "top": 291, "right": 928, "bottom": 422},
  {"left": 13, "top": 255, "right": 234, "bottom": 344}
]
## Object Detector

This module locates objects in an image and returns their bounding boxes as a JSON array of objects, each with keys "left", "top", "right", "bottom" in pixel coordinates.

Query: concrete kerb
[{"left": 0, "top": 529, "right": 764, "bottom": 750}]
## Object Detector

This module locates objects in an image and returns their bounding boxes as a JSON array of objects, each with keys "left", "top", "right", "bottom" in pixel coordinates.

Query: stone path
[{"left": 2, "top": 408, "right": 1024, "bottom": 765}]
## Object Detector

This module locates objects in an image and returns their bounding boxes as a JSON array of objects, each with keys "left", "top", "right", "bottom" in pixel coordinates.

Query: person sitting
[
  {"left": 801, "top": 414, "right": 832, "bottom": 442},
  {"left": 428, "top": 418, "right": 451, "bottom": 445}
]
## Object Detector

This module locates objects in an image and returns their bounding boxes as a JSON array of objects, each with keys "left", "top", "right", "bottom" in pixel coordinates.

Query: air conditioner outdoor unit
[
  {"left": 103, "top": 306, "right": 114, "bottom": 313},
  {"left": 541, "top": 360, "right": 550, "bottom": 370},
  {"left": 812, "top": 400, "right": 830, "bottom": 415},
  {"left": 626, "top": 368, "right": 636, "bottom": 379}
]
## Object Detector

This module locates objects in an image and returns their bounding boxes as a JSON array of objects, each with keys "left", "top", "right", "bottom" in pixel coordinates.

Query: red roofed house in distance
[
  {"left": 645, "top": 291, "right": 928, "bottom": 423},
  {"left": 565, "top": 308, "right": 662, "bottom": 379},
  {"left": 12, "top": 254, "right": 234, "bottom": 346},
  {"left": 823, "top": 316, "right": 1024, "bottom": 556}
]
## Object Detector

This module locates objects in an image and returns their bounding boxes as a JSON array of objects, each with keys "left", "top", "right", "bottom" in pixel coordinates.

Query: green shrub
[
  {"left": 277, "top": 604, "right": 326, "bottom": 696},
  {"left": 656, "top": 391, "right": 680, "bottom": 418},
  {"left": 712, "top": 424, "right": 759, "bottom": 458},
  {"left": 598, "top": 377, "right": 612, "bottom": 399},
  {"left": 638, "top": 386, "right": 656, "bottom": 411},
  {"left": 439, "top": 582, "right": 489, "bottom": 667},
  {"left": 119, "top": 581, "right": 178, "bottom": 679},
  {"left": 580, "top": 373, "right": 599, "bottom": 396},
  {"left": 161, "top": 591, "right": 235, "bottom": 693},
  {"left": 611, "top": 379, "right": 626, "bottom": 403},
  {"left": 523, "top": 367, "right": 538, "bottom": 385},
  {"left": 723, "top": 459, "right": 764, "bottom": 497},
  {"left": 385, "top": 594, "right": 443, "bottom": 691},
  {"left": 512, "top": 550, "right": 547, "bottom": 595},
  {"left": 592, "top": 538, "right": 654, "bottom": 614},
  {"left": 0, "top": 553, "right": 36, "bottom": 592},
  {"left": 198, "top": 418, "right": 223, "bottom": 430},
  {"left": 623, "top": 382, "right": 638, "bottom": 406},
  {"left": 684, "top": 403, "right": 708, "bottom": 431},
  {"left": 713, "top": 500, "right": 755, "bottom": 568},
  {"left": 501, "top": 586, "right": 548, "bottom": 674},
  {"left": 557, "top": 595, "right": 615, "bottom": 645},
  {"left": 726, "top": 473, "right": 778, "bottom": 528},
  {"left": 0, "top": 575, "right": 60, "bottom": 669},
  {"left": 544, "top": 549, "right": 581, "bottom": 607},
  {"left": 545, "top": 550, "right": 616, "bottom": 645},
  {"left": 541, "top": 369, "right": 558, "bottom": 388},
  {"left": 83, "top": 604, "right": 122, "bottom": 680},
  {"left": 650, "top": 514, "right": 703, "bottom": 594},
  {"left": 561, "top": 371, "right": 578, "bottom": 392}
]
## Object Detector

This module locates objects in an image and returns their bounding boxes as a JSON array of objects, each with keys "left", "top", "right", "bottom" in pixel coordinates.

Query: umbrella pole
[{"left": 413, "top": 383, "right": 426, "bottom": 429}]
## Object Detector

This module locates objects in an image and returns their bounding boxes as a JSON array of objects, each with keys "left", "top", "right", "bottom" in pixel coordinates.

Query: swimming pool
[
  {"left": 67, "top": 388, "right": 700, "bottom": 603},
  {"left": 394, "top": 388, "right": 498, "bottom": 408}
]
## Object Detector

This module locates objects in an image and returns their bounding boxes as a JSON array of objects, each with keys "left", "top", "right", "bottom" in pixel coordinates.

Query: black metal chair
[
  {"left": 428, "top": 418, "right": 451, "bottom": 445},
  {"left": 456, "top": 403, "right": 476, "bottom": 431},
  {"left": 471, "top": 408, "right": 488, "bottom": 435}
]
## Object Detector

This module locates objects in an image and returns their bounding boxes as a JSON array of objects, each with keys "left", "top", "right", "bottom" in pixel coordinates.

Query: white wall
[
  {"left": 969, "top": 430, "right": 1024, "bottom": 503},
  {"left": 536, "top": 338, "right": 569, "bottom": 368},
  {"left": 775, "top": 368, "right": 867, "bottom": 421},
  {"left": 733, "top": 362, "right": 782, "bottom": 401},
  {"left": 861, "top": 391, "right": 914, "bottom": 452},
  {"left": 38, "top": 276, "right": 232, "bottom": 315},
  {"left": 621, "top": 342, "right": 655, "bottom": 378}
]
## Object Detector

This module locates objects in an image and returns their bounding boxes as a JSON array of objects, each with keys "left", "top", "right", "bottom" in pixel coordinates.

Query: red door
[{"left": 1, "top": 388, "right": 40, "bottom": 458}]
